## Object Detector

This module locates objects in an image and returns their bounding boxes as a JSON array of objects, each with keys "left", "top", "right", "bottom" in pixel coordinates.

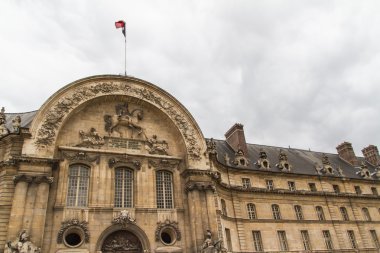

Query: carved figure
[
  {"left": 112, "top": 210, "right": 136, "bottom": 227},
  {"left": 104, "top": 102, "right": 144, "bottom": 138},
  {"left": 357, "top": 161, "right": 371, "bottom": 178},
  {"left": 5, "top": 230, "right": 40, "bottom": 253},
  {"left": 77, "top": 128, "right": 104, "bottom": 148},
  {"left": 11, "top": 115, "right": 21, "bottom": 133},
  {"left": 206, "top": 138, "right": 217, "bottom": 154},
  {"left": 256, "top": 148, "right": 270, "bottom": 169},
  {"left": 200, "top": 230, "right": 226, "bottom": 253},
  {"left": 276, "top": 149, "right": 292, "bottom": 171},
  {"left": 0, "top": 107, "right": 9, "bottom": 137},
  {"left": 145, "top": 135, "right": 169, "bottom": 155}
]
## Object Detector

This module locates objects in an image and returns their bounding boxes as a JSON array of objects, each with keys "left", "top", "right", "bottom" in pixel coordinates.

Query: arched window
[
  {"left": 156, "top": 171, "right": 173, "bottom": 209},
  {"left": 316, "top": 206, "right": 325, "bottom": 220},
  {"left": 272, "top": 204, "right": 281, "bottom": 220},
  {"left": 294, "top": 205, "right": 303, "bottom": 220},
  {"left": 362, "top": 207, "right": 372, "bottom": 221},
  {"left": 114, "top": 168, "right": 133, "bottom": 208},
  {"left": 221, "top": 199, "right": 227, "bottom": 216},
  {"left": 66, "top": 164, "right": 90, "bottom": 207},
  {"left": 247, "top": 203, "right": 257, "bottom": 219},
  {"left": 340, "top": 207, "right": 349, "bottom": 221}
]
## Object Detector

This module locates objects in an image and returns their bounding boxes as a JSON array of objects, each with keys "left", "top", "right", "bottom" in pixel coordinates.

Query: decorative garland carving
[
  {"left": 185, "top": 182, "right": 216, "bottom": 193},
  {"left": 13, "top": 175, "right": 54, "bottom": 185},
  {"left": 62, "top": 151, "right": 100, "bottom": 164},
  {"left": 108, "top": 156, "right": 141, "bottom": 170},
  {"left": 112, "top": 210, "right": 136, "bottom": 226},
  {"left": 57, "top": 219, "right": 90, "bottom": 244},
  {"left": 155, "top": 219, "right": 181, "bottom": 241},
  {"left": 148, "top": 159, "right": 180, "bottom": 170},
  {"left": 34, "top": 81, "right": 202, "bottom": 160}
]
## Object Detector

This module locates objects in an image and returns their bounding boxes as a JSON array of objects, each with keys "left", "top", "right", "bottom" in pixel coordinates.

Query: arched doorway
[{"left": 101, "top": 230, "right": 143, "bottom": 253}]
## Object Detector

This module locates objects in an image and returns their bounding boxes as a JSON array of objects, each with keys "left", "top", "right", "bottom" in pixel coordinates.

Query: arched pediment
[{"left": 28, "top": 75, "right": 206, "bottom": 164}]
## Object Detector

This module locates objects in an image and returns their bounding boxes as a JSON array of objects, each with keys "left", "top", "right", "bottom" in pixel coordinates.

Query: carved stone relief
[
  {"left": 0, "top": 107, "right": 9, "bottom": 137},
  {"left": 76, "top": 127, "right": 105, "bottom": 148},
  {"left": 255, "top": 148, "right": 270, "bottom": 169},
  {"left": 62, "top": 151, "right": 100, "bottom": 164},
  {"left": 315, "top": 154, "right": 335, "bottom": 175},
  {"left": 5, "top": 229, "right": 40, "bottom": 253},
  {"left": 108, "top": 156, "right": 141, "bottom": 170},
  {"left": 35, "top": 81, "right": 202, "bottom": 160},
  {"left": 12, "top": 115, "right": 21, "bottom": 133},
  {"left": 357, "top": 162, "right": 371, "bottom": 178},
  {"left": 112, "top": 210, "right": 136, "bottom": 227},
  {"left": 276, "top": 149, "right": 292, "bottom": 171},
  {"left": 13, "top": 175, "right": 53, "bottom": 185},
  {"left": 148, "top": 159, "right": 179, "bottom": 170},
  {"left": 155, "top": 219, "right": 181, "bottom": 241},
  {"left": 185, "top": 182, "right": 216, "bottom": 193},
  {"left": 145, "top": 135, "right": 169, "bottom": 155},
  {"left": 206, "top": 138, "right": 217, "bottom": 155},
  {"left": 57, "top": 219, "right": 90, "bottom": 244},
  {"left": 101, "top": 230, "right": 141, "bottom": 253},
  {"left": 200, "top": 229, "right": 226, "bottom": 253}
]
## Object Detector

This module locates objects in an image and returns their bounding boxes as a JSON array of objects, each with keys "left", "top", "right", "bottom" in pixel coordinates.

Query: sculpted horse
[{"left": 104, "top": 106, "right": 144, "bottom": 138}]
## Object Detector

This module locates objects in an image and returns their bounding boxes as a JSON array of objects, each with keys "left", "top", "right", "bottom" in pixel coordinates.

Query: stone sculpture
[
  {"left": 12, "top": 115, "right": 21, "bottom": 133},
  {"left": 5, "top": 230, "right": 40, "bottom": 253},
  {"left": 145, "top": 135, "right": 169, "bottom": 155},
  {"left": 200, "top": 230, "right": 226, "bottom": 253},
  {"left": 77, "top": 127, "right": 105, "bottom": 148},
  {"left": 0, "top": 107, "right": 9, "bottom": 137}
]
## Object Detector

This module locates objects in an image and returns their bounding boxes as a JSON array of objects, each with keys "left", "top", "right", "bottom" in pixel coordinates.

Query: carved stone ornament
[
  {"left": 315, "top": 154, "right": 335, "bottom": 175},
  {"left": 108, "top": 156, "right": 141, "bottom": 170},
  {"left": 155, "top": 219, "right": 181, "bottom": 241},
  {"left": 145, "top": 135, "right": 169, "bottom": 155},
  {"left": 255, "top": 148, "right": 270, "bottom": 169},
  {"left": 185, "top": 182, "right": 216, "bottom": 193},
  {"left": 148, "top": 159, "right": 179, "bottom": 170},
  {"left": 57, "top": 219, "right": 90, "bottom": 244},
  {"left": 112, "top": 210, "right": 136, "bottom": 226},
  {"left": 12, "top": 115, "right": 21, "bottom": 133},
  {"left": 357, "top": 161, "right": 371, "bottom": 178},
  {"left": 34, "top": 81, "right": 202, "bottom": 160},
  {"left": 206, "top": 138, "right": 217, "bottom": 155},
  {"left": 276, "top": 149, "right": 292, "bottom": 171},
  {"left": 76, "top": 127, "right": 105, "bottom": 148},
  {"left": 223, "top": 153, "right": 230, "bottom": 165},
  {"left": 5, "top": 229, "right": 41, "bottom": 253},
  {"left": 104, "top": 102, "right": 144, "bottom": 139},
  {"left": 0, "top": 107, "right": 9, "bottom": 137},
  {"left": 200, "top": 229, "right": 226, "bottom": 253},
  {"left": 62, "top": 151, "right": 100, "bottom": 164},
  {"left": 13, "top": 175, "right": 53, "bottom": 185},
  {"left": 101, "top": 230, "right": 141, "bottom": 253},
  {"left": 232, "top": 148, "right": 249, "bottom": 167}
]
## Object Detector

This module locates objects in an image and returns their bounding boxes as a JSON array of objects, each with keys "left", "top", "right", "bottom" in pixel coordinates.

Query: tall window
[
  {"left": 67, "top": 164, "right": 89, "bottom": 207},
  {"left": 242, "top": 178, "right": 251, "bottom": 188},
  {"left": 340, "top": 207, "right": 349, "bottom": 221},
  {"left": 277, "top": 231, "right": 288, "bottom": 251},
  {"left": 354, "top": 185, "right": 362, "bottom": 194},
  {"left": 272, "top": 204, "right": 281, "bottom": 220},
  {"left": 288, "top": 181, "right": 296, "bottom": 191},
  {"left": 225, "top": 228, "right": 232, "bottom": 252},
  {"left": 156, "top": 171, "right": 173, "bottom": 208},
  {"left": 114, "top": 168, "right": 133, "bottom": 208},
  {"left": 333, "top": 184, "right": 340, "bottom": 193},
  {"left": 362, "top": 207, "right": 372, "bottom": 221},
  {"left": 347, "top": 230, "right": 358, "bottom": 249},
  {"left": 316, "top": 206, "right": 325, "bottom": 220},
  {"left": 370, "top": 230, "right": 380, "bottom": 248},
  {"left": 294, "top": 205, "right": 304, "bottom": 220},
  {"left": 309, "top": 183, "right": 317, "bottom": 192},
  {"left": 322, "top": 230, "right": 333, "bottom": 250},
  {"left": 371, "top": 187, "right": 378, "bottom": 196},
  {"left": 301, "top": 230, "right": 312, "bottom": 251},
  {"left": 247, "top": 203, "right": 257, "bottom": 219},
  {"left": 221, "top": 199, "right": 227, "bottom": 216},
  {"left": 266, "top": 180, "right": 274, "bottom": 190},
  {"left": 252, "top": 231, "right": 264, "bottom": 252}
]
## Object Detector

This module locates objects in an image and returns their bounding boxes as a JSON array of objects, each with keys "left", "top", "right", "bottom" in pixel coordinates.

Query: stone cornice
[
  {"left": 13, "top": 174, "right": 54, "bottom": 185},
  {"left": 185, "top": 181, "right": 216, "bottom": 193},
  {"left": 11, "top": 155, "right": 60, "bottom": 166}
]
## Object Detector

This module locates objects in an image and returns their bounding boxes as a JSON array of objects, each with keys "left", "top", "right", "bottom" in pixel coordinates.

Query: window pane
[
  {"left": 347, "top": 230, "right": 358, "bottom": 249},
  {"left": 370, "top": 230, "right": 380, "bottom": 248},
  {"left": 295, "top": 205, "right": 303, "bottom": 220},
  {"left": 247, "top": 203, "right": 257, "bottom": 219},
  {"left": 340, "top": 207, "right": 349, "bottom": 221},
  {"left": 156, "top": 171, "right": 173, "bottom": 209},
  {"left": 301, "top": 230, "right": 312, "bottom": 250},
  {"left": 316, "top": 206, "right": 325, "bottom": 220},
  {"left": 252, "top": 231, "right": 264, "bottom": 252},
  {"left": 277, "top": 231, "right": 288, "bottom": 251},
  {"left": 272, "top": 204, "right": 281, "bottom": 220},
  {"left": 66, "top": 165, "right": 89, "bottom": 207},
  {"left": 114, "top": 168, "right": 133, "bottom": 208},
  {"left": 323, "top": 230, "right": 333, "bottom": 250},
  {"left": 362, "top": 208, "right": 372, "bottom": 221}
]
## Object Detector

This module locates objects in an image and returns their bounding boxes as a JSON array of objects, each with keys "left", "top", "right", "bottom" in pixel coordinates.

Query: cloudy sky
[{"left": 1, "top": 0, "right": 379, "bottom": 155}]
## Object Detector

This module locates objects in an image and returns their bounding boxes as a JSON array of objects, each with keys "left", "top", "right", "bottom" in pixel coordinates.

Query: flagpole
[{"left": 124, "top": 33, "right": 127, "bottom": 76}]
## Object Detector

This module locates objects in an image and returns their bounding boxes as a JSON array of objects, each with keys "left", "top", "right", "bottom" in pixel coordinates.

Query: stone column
[
  {"left": 187, "top": 188, "right": 204, "bottom": 253},
  {"left": 30, "top": 176, "right": 53, "bottom": 247},
  {"left": 6, "top": 175, "right": 32, "bottom": 241}
]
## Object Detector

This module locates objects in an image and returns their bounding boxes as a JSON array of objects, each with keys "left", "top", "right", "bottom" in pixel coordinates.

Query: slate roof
[
  {"left": 4, "top": 111, "right": 38, "bottom": 130},
  {"left": 213, "top": 139, "right": 378, "bottom": 180}
]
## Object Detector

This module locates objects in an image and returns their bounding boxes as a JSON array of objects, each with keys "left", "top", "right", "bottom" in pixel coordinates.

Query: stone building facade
[{"left": 0, "top": 75, "right": 379, "bottom": 253}]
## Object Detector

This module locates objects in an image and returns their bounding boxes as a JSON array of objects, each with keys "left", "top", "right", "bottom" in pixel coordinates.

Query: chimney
[
  {"left": 362, "top": 145, "right": 380, "bottom": 166},
  {"left": 225, "top": 123, "right": 248, "bottom": 155},
  {"left": 336, "top": 142, "right": 358, "bottom": 166}
]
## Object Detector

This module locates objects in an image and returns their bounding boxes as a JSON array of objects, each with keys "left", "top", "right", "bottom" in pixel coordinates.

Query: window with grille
[
  {"left": 316, "top": 206, "right": 325, "bottom": 220},
  {"left": 301, "top": 230, "right": 312, "bottom": 251},
  {"left": 340, "top": 207, "right": 349, "bottom": 221},
  {"left": 66, "top": 164, "right": 90, "bottom": 207},
  {"left": 221, "top": 199, "right": 227, "bottom": 216},
  {"left": 247, "top": 203, "right": 257, "bottom": 219},
  {"left": 288, "top": 181, "right": 296, "bottom": 191},
  {"left": 114, "top": 168, "right": 133, "bottom": 208},
  {"left": 362, "top": 207, "right": 372, "bottom": 221},
  {"left": 272, "top": 204, "right": 281, "bottom": 220},
  {"left": 242, "top": 178, "right": 251, "bottom": 188},
  {"left": 294, "top": 205, "right": 303, "bottom": 220},
  {"left": 252, "top": 231, "right": 264, "bottom": 252},
  {"left": 277, "top": 231, "right": 288, "bottom": 251},
  {"left": 370, "top": 230, "right": 380, "bottom": 248},
  {"left": 371, "top": 187, "right": 378, "bottom": 196},
  {"left": 333, "top": 184, "right": 340, "bottom": 193},
  {"left": 322, "top": 230, "right": 333, "bottom": 250},
  {"left": 266, "top": 180, "right": 274, "bottom": 190},
  {"left": 156, "top": 170, "right": 173, "bottom": 209},
  {"left": 309, "top": 183, "right": 317, "bottom": 192},
  {"left": 347, "top": 230, "right": 358, "bottom": 249},
  {"left": 354, "top": 185, "right": 362, "bottom": 194}
]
